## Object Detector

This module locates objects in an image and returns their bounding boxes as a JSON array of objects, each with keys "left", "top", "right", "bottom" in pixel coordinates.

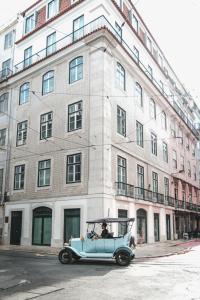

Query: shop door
[
  {"left": 166, "top": 214, "right": 171, "bottom": 240},
  {"left": 32, "top": 207, "right": 52, "bottom": 246},
  {"left": 137, "top": 209, "right": 147, "bottom": 243},
  {"left": 64, "top": 209, "right": 80, "bottom": 242},
  {"left": 154, "top": 213, "right": 160, "bottom": 242},
  {"left": 10, "top": 211, "right": 22, "bottom": 245}
]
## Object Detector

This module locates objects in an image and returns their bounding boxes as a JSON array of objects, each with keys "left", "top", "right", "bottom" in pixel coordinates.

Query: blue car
[{"left": 58, "top": 218, "right": 135, "bottom": 266}]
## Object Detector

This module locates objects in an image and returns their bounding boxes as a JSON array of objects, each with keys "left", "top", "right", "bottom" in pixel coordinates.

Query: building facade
[{"left": 0, "top": 0, "right": 200, "bottom": 247}]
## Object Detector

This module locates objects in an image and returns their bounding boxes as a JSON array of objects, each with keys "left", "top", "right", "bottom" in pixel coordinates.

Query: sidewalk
[{"left": 0, "top": 239, "right": 200, "bottom": 259}]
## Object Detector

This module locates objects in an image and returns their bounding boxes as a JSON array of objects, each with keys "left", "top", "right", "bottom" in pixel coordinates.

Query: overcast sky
[{"left": 1, "top": 0, "right": 200, "bottom": 103}]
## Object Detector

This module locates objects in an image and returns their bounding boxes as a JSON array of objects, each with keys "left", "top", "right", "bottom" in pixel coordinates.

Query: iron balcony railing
[
  {"left": 135, "top": 187, "right": 164, "bottom": 204},
  {"left": 175, "top": 200, "right": 200, "bottom": 212},
  {"left": 116, "top": 182, "right": 134, "bottom": 198},
  {"left": 165, "top": 196, "right": 175, "bottom": 207},
  {"left": 116, "top": 183, "right": 200, "bottom": 212},
  {"left": 0, "top": 14, "right": 198, "bottom": 138}
]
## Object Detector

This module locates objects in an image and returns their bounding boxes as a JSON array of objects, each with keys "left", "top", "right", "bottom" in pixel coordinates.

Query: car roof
[{"left": 86, "top": 217, "right": 135, "bottom": 224}]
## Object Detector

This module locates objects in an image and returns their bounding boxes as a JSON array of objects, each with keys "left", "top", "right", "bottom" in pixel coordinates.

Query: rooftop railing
[{"left": 0, "top": 14, "right": 198, "bottom": 138}]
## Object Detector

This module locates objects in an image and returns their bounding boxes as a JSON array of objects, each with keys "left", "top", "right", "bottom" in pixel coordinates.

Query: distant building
[{"left": 0, "top": 0, "right": 199, "bottom": 246}]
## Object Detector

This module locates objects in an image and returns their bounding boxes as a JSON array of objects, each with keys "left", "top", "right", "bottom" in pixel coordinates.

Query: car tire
[
  {"left": 58, "top": 249, "right": 73, "bottom": 264},
  {"left": 115, "top": 250, "right": 131, "bottom": 266}
]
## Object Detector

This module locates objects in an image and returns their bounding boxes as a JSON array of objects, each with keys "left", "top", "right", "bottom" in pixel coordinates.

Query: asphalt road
[{"left": 0, "top": 246, "right": 200, "bottom": 300}]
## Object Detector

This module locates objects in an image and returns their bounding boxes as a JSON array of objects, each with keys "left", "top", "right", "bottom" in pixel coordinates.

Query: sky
[{"left": 0, "top": 0, "right": 200, "bottom": 103}]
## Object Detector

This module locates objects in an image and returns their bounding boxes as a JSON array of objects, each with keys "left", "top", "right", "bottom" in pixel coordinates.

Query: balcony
[
  {"left": 165, "top": 196, "right": 175, "bottom": 207},
  {"left": 135, "top": 187, "right": 164, "bottom": 204},
  {"left": 116, "top": 183, "right": 200, "bottom": 213},
  {"left": 115, "top": 182, "right": 134, "bottom": 198},
  {"left": 175, "top": 199, "right": 200, "bottom": 213}
]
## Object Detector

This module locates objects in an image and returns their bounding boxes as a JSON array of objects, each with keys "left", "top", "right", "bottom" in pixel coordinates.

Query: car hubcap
[{"left": 62, "top": 252, "right": 70, "bottom": 262}]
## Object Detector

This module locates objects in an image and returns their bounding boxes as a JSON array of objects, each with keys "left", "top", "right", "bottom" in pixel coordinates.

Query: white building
[
  {"left": 0, "top": 18, "right": 17, "bottom": 240},
  {"left": 0, "top": 0, "right": 199, "bottom": 247}
]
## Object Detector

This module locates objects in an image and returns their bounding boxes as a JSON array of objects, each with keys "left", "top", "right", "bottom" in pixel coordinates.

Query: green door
[
  {"left": 32, "top": 207, "right": 52, "bottom": 246},
  {"left": 64, "top": 209, "right": 80, "bottom": 242}
]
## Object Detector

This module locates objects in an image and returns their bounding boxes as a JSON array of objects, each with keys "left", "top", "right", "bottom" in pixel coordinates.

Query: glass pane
[
  {"left": 33, "top": 218, "right": 42, "bottom": 244},
  {"left": 43, "top": 217, "right": 52, "bottom": 245}
]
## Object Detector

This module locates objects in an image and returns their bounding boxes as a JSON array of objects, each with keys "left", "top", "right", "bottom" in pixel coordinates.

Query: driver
[{"left": 101, "top": 222, "right": 109, "bottom": 238}]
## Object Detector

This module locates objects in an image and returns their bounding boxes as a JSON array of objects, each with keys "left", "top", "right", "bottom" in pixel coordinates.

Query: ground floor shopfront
[
  {"left": 175, "top": 210, "right": 200, "bottom": 239},
  {"left": 2, "top": 195, "right": 175, "bottom": 247}
]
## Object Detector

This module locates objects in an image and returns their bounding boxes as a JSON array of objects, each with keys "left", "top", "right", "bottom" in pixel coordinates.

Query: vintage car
[{"left": 58, "top": 217, "right": 135, "bottom": 266}]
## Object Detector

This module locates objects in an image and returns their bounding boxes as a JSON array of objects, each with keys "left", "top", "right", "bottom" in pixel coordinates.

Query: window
[
  {"left": 115, "top": 22, "right": 122, "bottom": 41},
  {"left": 132, "top": 14, "right": 138, "bottom": 32},
  {"left": 152, "top": 172, "right": 158, "bottom": 193},
  {"left": 163, "top": 142, "right": 168, "bottom": 163},
  {"left": 151, "top": 132, "right": 157, "bottom": 156},
  {"left": 117, "top": 156, "right": 127, "bottom": 183},
  {"left": 17, "top": 121, "right": 28, "bottom": 146},
  {"left": 46, "top": 32, "right": 56, "bottom": 56},
  {"left": 170, "top": 120, "right": 176, "bottom": 137},
  {"left": 187, "top": 161, "right": 191, "bottom": 177},
  {"left": 0, "top": 169, "right": 3, "bottom": 198},
  {"left": 192, "top": 143, "right": 196, "bottom": 156},
  {"left": 149, "top": 98, "right": 156, "bottom": 119},
  {"left": 164, "top": 177, "right": 169, "bottom": 198},
  {"left": 42, "top": 71, "right": 54, "bottom": 95},
  {"left": 24, "top": 46, "right": 32, "bottom": 68},
  {"left": 68, "top": 101, "right": 82, "bottom": 132},
  {"left": 158, "top": 54, "right": 163, "bottom": 67},
  {"left": 73, "top": 15, "right": 84, "bottom": 41},
  {"left": 67, "top": 153, "right": 81, "bottom": 183},
  {"left": 116, "top": 62, "right": 125, "bottom": 90},
  {"left": 133, "top": 46, "right": 139, "bottom": 64},
  {"left": 47, "top": 0, "right": 58, "bottom": 19},
  {"left": 159, "top": 80, "right": 164, "bottom": 92},
  {"left": 137, "top": 165, "right": 144, "bottom": 189},
  {"left": 147, "top": 65, "right": 153, "bottom": 79},
  {"left": 161, "top": 111, "right": 167, "bottom": 130},
  {"left": 186, "top": 136, "right": 190, "bottom": 150},
  {"left": 136, "top": 121, "right": 143, "bottom": 147},
  {"left": 14, "top": 165, "right": 25, "bottom": 190},
  {"left": 40, "top": 112, "right": 53, "bottom": 140},
  {"left": 69, "top": 56, "right": 83, "bottom": 84},
  {"left": 4, "top": 31, "right": 13, "bottom": 49},
  {"left": 172, "top": 150, "right": 177, "bottom": 169},
  {"left": 178, "top": 127, "right": 183, "bottom": 144},
  {"left": 19, "top": 83, "right": 30, "bottom": 105},
  {"left": 117, "top": 106, "right": 126, "bottom": 136},
  {"left": 38, "top": 159, "right": 51, "bottom": 187},
  {"left": 135, "top": 82, "right": 143, "bottom": 107},
  {"left": 180, "top": 155, "right": 184, "bottom": 171},
  {"left": 25, "top": 14, "right": 35, "bottom": 34},
  {"left": 0, "top": 129, "right": 6, "bottom": 146},
  {"left": 193, "top": 166, "right": 196, "bottom": 181},
  {"left": 2, "top": 59, "right": 11, "bottom": 78},
  {"left": 0, "top": 93, "right": 8, "bottom": 113},
  {"left": 146, "top": 37, "right": 152, "bottom": 52}
]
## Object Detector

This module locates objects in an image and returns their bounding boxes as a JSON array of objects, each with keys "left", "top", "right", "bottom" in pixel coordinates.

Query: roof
[{"left": 86, "top": 218, "right": 135, "bottom": 224}]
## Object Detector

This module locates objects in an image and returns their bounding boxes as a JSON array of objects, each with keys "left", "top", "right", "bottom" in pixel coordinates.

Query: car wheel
[
  {"left": 115, "top": 251, "right": 131, "bottom": 266},
  {"left": 131, "top": 254, "right": 135, "bottom": 260},
  {"left": 58, "top": 249, "right": 73, "bottom": 264}
]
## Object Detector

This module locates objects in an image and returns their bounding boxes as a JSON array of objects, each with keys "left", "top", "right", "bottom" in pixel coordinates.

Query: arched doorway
[
  {"left": 137, "top": 209, "right": 147, "bottom": 244},
  {"left": 32, "top": 207, "right": 52, "bottom": 246}
]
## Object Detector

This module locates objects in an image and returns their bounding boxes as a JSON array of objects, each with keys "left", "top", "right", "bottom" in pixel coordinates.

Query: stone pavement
[{"left": 0, "top": 239, "right": 200, "bottom": 259}]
